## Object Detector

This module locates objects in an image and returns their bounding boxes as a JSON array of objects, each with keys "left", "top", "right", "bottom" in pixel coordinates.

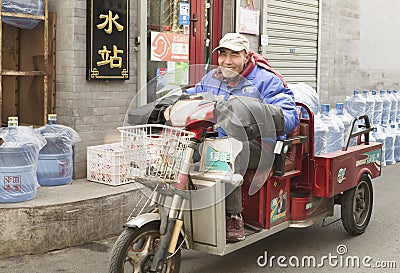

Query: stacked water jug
[
  {"left": 289, "top": 83, "right": 400, "bottom": 167},
  {"left": 0, "top": 114, "right": 80, "bottom": 203},
  {"left": 338, "top": 88, "right": 400, "bottom": 167}
]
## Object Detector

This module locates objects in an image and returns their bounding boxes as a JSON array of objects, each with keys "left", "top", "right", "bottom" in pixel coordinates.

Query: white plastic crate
[
  {"left": 87, "top": 142, "right": 133, "bottom": 186},
  {"left": 118, "top": 125, "right": 195, "bottom": 182}
]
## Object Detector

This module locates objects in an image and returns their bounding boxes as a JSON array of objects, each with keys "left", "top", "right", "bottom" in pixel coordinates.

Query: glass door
[{"left": 146, "top": 0, "right": 221, "bottom": 102}]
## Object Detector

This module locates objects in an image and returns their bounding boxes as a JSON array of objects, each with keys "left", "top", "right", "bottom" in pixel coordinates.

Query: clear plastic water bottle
[
  {"left": 314, "top": 113, "right": 328, "bottom": 155},
  {"left": 371, "top": 90, "right": 383, "bottom": 125},
  {"left": 344, "top": 90, "right": 366, "bottom": 117},
  {"left": 362, "top": 90, "right": 375, "bottom": 123},
  {"left": 387, "top": 90, "right": 398, "bottom": 125},
  {"left": 380, "top": 90, "right": 391, "bottom": 126},
  {"left": 371, "top": 126, "right": 386, "bottom": 167},
  {"left": 320, "top": 104, "right": 343, "bottom": 152}
]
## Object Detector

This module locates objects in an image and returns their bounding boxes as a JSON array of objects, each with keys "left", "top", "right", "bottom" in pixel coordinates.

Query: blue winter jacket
[{"left": 185, "top": 65, "right": 299, "bottom": 139}]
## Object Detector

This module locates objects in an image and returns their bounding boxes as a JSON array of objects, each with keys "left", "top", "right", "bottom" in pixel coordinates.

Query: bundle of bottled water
[
  {"left": 289, "top": 83, "right": 327, "bottom": 155},
  {"left": 338, "top": 89, "right": 400, "bottom": 166},
  {"left": 290, "top": 83, "right": 400, "bottom": 165}
]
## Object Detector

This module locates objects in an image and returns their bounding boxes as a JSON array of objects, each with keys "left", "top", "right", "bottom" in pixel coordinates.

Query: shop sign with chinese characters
[
  {"left": 150, "top": 32, "right": 189, "bottom": 62},
  {"left": 87, "top": 0, "right": 129, "bottom": 80}
]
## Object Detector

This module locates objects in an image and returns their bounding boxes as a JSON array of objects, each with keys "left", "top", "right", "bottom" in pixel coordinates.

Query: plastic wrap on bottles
[
  {"left": 0, "top": 126, "right": 46, "bottom": 149},
  {"left": 0, "top": 126, "right": 46, "bottom": 203},
  {"left": 34, "top": 124, "right": 81, "bottom": 186},
  {"left": 393, "top": 90, "right": 400, "bottom": 122},
  {"left": 335, "top": 103, "right": 356, "bottom": 146},
  {"left": 320, "top": 104, "right": 343, "bottom": 152},
  {"left": 362, "top": 90, "right": 375, "bottom": 123},
  {"left": 314, "top": 113, "right": 328, "bottom": 155},
  {"left": 288, "top": 83, "right": 319, "bottom": 114},
  {"left": 384, "top": 125, "right": 395, "bottom": 165},
  {"left": 35, "top": 124, "right": 81, "bottom": 154},
  {"left": 371, "top": 126, "right": 386, "bottom": 167},
  {"left": 330, "top": 108, "right": 345, "bottom": 142},
  {"left": 394, "top": 123, "right": 400, "bottom": 162},
  {"left": 380, "top": 90, "right": 391, "bottom": 126},
  {"left": 387, "top": 90, "right": 398, "bottom": 124},
  {"left": 371, "top": 90, "right": 383, "bottom": 125},
  {"left": 2, "top": 0, "right": 44, "bottom": 29},
  {"left": 344, "top": 90, "right": 366, "bottom": 117}
]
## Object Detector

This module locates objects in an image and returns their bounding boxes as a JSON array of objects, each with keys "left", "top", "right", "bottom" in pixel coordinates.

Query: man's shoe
[{"left": 226, "top": 214, "right": 245, "bottom": 242}]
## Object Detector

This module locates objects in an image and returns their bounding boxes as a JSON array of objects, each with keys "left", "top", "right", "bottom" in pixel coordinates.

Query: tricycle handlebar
[{"left": 342, "top": 115, "right": 373, "bottom": 151}]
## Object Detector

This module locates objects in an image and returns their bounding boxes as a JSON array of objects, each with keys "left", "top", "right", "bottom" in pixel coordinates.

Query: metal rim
[
  {"left": 352, "top": 180, "right": 371, "bottom": 227},
  {"left": 123, "top": 229, "right": 177, "bottom": 273}
]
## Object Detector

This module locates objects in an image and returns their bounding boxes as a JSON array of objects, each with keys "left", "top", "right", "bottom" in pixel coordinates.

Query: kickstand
[{"left": 322, "top": 217, "right": 341, "bottom": 227}]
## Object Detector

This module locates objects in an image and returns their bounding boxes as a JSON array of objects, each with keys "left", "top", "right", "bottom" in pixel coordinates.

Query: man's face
[{"left": 217, "top": 48, "right": 250, "bottom": 78}]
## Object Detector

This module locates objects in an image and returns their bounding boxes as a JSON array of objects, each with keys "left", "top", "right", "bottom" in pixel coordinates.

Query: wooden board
[{"left": 1, "top": 11, "right": 56, "bottom": 126}]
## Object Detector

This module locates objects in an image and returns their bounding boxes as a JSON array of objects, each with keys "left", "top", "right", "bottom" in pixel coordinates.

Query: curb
[{"left": 0, "top": 179, "right": 141, "bottom": 258}]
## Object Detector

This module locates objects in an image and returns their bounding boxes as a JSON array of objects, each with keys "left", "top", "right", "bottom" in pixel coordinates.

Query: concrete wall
[
  {"left": 0, "top": 182, "right": 142, "bottom": 258},
  {"left": 48, "top": 0, "right": 139, "bottom": 179},
  {"left": 319, "top": 0, "right": 400, "bottom": 105}
]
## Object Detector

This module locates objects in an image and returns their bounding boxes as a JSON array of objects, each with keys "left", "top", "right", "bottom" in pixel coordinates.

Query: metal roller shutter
[{"left": 266, "top": 0, "right": 319, "bottom": 89}]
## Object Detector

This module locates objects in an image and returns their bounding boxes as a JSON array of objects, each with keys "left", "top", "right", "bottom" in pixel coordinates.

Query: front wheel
[
  {"left": 341, "top": 174, "right": 373, "bottom": 235},
  {"left": 108, "top": 222, "right": 181, "bottom": 273}
]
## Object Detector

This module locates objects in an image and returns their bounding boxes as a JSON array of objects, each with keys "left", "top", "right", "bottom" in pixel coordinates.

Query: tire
[
  {"left": 108, "top": 222, "right": 181, "bottom": 273},
  {"left": 341, "top": 174, "right": 373, "bottom": 235}
]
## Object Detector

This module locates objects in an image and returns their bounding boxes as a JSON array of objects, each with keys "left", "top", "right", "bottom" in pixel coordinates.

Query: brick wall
[
  {"left": 49, "top": 0, "right": 138, "bottom": 178},
  {"left": 319, "top": 0, "right": 400, "bottom": 105}
]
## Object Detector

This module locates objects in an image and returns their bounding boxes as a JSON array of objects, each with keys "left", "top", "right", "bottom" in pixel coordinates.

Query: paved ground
[{"left": 0, "top": 164, "right": 399, "bottom": 273}]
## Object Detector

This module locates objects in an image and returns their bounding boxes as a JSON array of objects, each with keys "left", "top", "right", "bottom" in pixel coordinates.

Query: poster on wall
[
  {"left": 87, "top": 0, "right": 129, "bottom": 80},
  {"left": 150, "top": 32, "right": 189, "bottom": 62},
  {"left": 239, "top": 7, "right": 260, "bottom": 35}
]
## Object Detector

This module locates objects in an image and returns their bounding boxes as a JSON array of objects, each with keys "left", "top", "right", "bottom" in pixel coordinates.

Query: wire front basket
[{"left": 118, "top": 124, "right": 195, "bottom": 183}]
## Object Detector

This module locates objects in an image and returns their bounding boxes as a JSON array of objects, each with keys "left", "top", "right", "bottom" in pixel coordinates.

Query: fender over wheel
[
  {"left": 108, "top": 222, "right": 181, "bottom": 273},
  {"left": 341, "top": 174, "right": 373, "bottom": 235}
]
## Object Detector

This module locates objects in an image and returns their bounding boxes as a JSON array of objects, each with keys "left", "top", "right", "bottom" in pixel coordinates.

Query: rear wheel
[
  {"left": 108, "top": 222, "right": 181, "bottom": 273},
  {"left": 341, "top": 174, "right": 373, "bottom": 235}
]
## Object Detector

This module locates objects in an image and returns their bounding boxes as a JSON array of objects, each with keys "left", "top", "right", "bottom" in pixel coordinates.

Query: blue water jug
[
  {"left": 344, "top": 90, "right": 366, "bottom": 117},
  {"left": 336, "top": 103, "right": 356, "bottom": 146},
  {"left": 35, "top": 120, "right": 80, "bottom": 186},
  {"left": 314, "top": 114, "right": 328, "bottom": 155},
  {"left": 36, "top": 136, "right": 73, "bottom": 186},
  {"left": 1, "top": 0, "right": 44, "bottom": 29},
  {"left": 362, "top": 90, "right": 375, "bottom": 123},
  {"left": 371, "top": 90, "right": 383, "bottom": 125},
  {"left": 0, "top": 143, "right": 38, "bottom": 202}
]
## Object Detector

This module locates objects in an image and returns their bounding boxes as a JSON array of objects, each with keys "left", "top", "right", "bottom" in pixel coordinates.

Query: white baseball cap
[{"left": 212, "top": 33, "right": 250, "bottom": 53}]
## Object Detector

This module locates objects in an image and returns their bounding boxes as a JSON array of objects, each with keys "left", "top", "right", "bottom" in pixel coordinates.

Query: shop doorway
[{"left": 146, "top": 0, "right": 222, "bottom": 102}]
